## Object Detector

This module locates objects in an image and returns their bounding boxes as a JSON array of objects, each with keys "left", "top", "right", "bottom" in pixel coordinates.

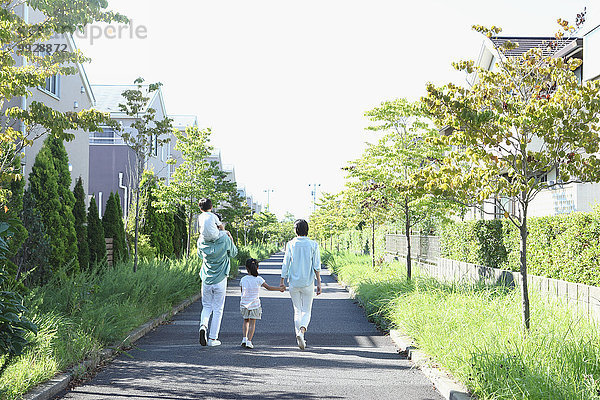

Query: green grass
[
  {"left": 324, "top": 251, "right": 600, "bottom": 400},
  {"left": 0, "top": 257, "right": 202, "bottom": 400}
]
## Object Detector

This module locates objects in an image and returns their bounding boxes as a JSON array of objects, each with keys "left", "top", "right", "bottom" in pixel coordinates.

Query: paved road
[{"left": 55, "top": 253, "right": 443, "bottom": 400}]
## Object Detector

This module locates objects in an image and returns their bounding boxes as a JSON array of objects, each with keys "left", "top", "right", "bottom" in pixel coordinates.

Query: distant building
[{"left": 88, "top": 84, "right": 172, "bottom": 217}]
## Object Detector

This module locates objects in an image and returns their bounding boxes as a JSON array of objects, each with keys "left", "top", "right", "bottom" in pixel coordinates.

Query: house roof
[
  {"left": 490, "top": 36, "right": 582, "bottom": 58},
  {"left": 169, "top": 114, "right": 198, "bottom": 130},
  {"left": 90, "top": 84, "right": 161, "bottom": 115},
  {"left": 67, "top": 34, "right": 96, "bottom": 106}
]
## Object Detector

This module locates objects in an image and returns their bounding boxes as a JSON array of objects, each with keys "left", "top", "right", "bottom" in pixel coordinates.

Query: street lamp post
[
  {"left": 263, "top": 189, "right": 275, "bottom": 212},
  {"left": 308, "top": 183, "right": 321, "bottom": 212}
]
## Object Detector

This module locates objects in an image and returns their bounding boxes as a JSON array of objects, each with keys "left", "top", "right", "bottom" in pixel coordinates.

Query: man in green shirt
[{"left": 197, "top": 221, "right": 238, "bottom": 347}]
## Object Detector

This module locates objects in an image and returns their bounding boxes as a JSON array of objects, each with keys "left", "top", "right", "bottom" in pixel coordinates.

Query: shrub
[{"left": 440, "top": 207, "right": 600, "bottom": 286}]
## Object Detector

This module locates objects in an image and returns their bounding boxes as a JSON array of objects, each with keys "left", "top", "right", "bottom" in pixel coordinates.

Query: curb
[
  {"left": 327, "top": 269, "right": 472, "bottom": 400},
  {"left": 23, "top": 291, "right": 202, "bottom": 400}
]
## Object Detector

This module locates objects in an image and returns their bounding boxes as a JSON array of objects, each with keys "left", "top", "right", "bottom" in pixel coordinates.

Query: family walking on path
[
  {"left": 196, "top": 198, "right": 322, "bottom": 350},
  {"left": 53, "top": 200, "right": 443, "bottom": 399}
]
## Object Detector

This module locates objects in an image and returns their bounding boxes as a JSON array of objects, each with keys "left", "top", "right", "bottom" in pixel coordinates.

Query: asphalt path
[{"left": 54, "top": 252, "right": 443, "bottom": 400}]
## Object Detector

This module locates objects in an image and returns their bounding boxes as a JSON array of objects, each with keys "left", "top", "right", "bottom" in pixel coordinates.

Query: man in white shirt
[{"left": 280, "top": 219, "right": 321, "bottom": 350}]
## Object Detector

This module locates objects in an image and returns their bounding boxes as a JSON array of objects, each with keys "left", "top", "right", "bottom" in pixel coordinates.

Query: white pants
[
  {"left": 289, "top": 285, "right": 314, "bottom": 333},
  {"left": 200, "top": 279, "right": 227, "bottom": 340}
]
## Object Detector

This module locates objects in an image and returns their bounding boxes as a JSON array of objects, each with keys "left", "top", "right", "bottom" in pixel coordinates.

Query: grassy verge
[
  {"left": 0, "top": 257, "right": 201, "bottom": 400},
  {"left": 324, "top": 251, "right": 600, "bottom": 400}
]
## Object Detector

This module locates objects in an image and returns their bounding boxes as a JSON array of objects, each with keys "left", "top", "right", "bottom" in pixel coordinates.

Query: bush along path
[
  {"left": 0, "top": 258, "right": 203, "bottom": 400},
  {"left": 50, "top": 253, "right": 442, "bottom": 400}
]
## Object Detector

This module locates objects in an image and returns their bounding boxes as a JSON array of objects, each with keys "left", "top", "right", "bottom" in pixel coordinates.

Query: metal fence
[
  {"left": 385, "top": 234, "right": 439, "bottom": 263},
  {"left": 384, "top": 234, "right": 600, "bottom": 321}
]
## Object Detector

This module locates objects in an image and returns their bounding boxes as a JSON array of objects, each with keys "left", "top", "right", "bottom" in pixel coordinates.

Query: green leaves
[
  {"left": 0, "top": 219, "right": 37, "bottom": 363},
  {"left": 422, "top": 24, "right": 600, "bottom": 224}
]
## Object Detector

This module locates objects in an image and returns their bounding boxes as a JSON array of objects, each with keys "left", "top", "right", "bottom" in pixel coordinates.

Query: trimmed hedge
[{"left": 440, "top": 207, "right": 600, "bottom": 286}]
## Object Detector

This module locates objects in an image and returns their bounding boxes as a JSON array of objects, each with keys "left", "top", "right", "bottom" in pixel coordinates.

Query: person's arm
[
  {"left": 315, "top": 270, "right": 322, "bottom": 295},
  {"left": 314, "top": 242, "right": 322, "bottom": 295},
  {"left": 227, "top": 235, "right": 238, "bottom": 258},
  {"left": 280, "top": 242, "right": 291, "bottom": 288},
  {"left": 262, "top": 282, "right": 285, "bottom": 292}
]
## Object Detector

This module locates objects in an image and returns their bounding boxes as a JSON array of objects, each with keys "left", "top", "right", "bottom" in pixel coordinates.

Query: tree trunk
[
  {"left": 133, "top": 188, "right": 140, "bottom": 273},
  {"left": 371, "top": 218, "right": 376, "bottom": 269},
  {"left": 519, "top": 213, "right": 531, "bottom": 331},
  {"left": 405, "top": 200, "right": 412, "bottom": 281},
  {"left": 187, "top": 211, "right": 193, "bottom": 258},
  {"left": 186, "top": 196, "right": 193, "bottom": 258}
]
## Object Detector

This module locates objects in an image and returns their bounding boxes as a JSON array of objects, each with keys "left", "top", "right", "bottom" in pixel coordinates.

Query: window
[
  {"left": 44, "top": 75, "right": 60, "bottom": 96},
  {"left": 89, "top": 126, "right": 125, "bottom": 145},
  {"left": 38, "top": 50, "right": 61, "bottom": 98}
]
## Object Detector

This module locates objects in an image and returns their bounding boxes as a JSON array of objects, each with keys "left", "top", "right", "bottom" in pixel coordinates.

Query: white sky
[{"left": 76, "top": 0, "right": 596, "bottom": 219}]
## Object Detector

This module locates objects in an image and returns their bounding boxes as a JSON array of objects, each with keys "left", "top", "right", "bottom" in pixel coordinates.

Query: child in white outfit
[
  {"left": 240, "top": 258, "right": 284, "bottom": 349},
  {"left": 198, "top": 198, "right": 229, "bottom": 242}
]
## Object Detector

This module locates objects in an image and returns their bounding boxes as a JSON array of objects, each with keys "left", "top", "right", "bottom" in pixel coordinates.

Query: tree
[
  {"left": 87, "top": 196, "right": 106, "bottom": 265},
  {"left": 114, "top": 192, "right": 128, "bottom": 260},
  {"left": 420, "top": 19, "right": 600, "bottom": 330},
  {"left": 102, "top": 192, "right": 127, "bottom": 264},
  {"left": 13, "top": 189, "right": 52, "bottom": 287},
  {"left": 0, "top": 157, "right": 27, "bottom": 284},
  {"left": 0, "top": 0, "right": 126, "bottom": 205},
  {"left": 340, "top": 183, "right": 388, "bottom": 269},
  {"left": 347, "top": 99, "right": 456, "bottom": 277},
  {"left": 154, "top": 126, "right": 219, "bottom": 257},
  {"left": 141, "top": 172, "right": 174, "bottom": 258},
  {"left": 311, "top": 192, "right": 354, "bottom": 251},
  {"left": 118, "top": 78, "right": 173, "bottom": 271},
  {"left": 0, "top": 218, "right": 37, "bottom": 375},
  {"left": 28, "top": 136, "right": 78, "bottom": 274},
  {"left": 172, "top": 205, "right": 187, "bottom": 258},
  {"left": 252, "top": 212, "right": 279, "bottom": 244},
  {"left": 73, "top": 177, "right": 89, "bottom": 270}
]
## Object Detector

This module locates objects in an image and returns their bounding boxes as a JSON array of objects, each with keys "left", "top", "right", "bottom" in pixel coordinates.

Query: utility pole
[
  {"left": 263, "top": 189, "right": 275, "bottom": 212},
  {"left": 308, "top": 183, "right": 321, "bottom": 212}
]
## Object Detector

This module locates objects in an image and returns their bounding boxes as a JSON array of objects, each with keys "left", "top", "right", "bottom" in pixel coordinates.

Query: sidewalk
[{"left": 53, "top": 253, "right": 443, "bottom": 400}]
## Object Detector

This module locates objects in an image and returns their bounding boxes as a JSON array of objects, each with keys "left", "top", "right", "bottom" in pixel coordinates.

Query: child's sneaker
[
  {"left": 241, "top": 338, "right": 247, "bottom": 347},
  {"left": 245, "top": 340, "right": 254, "bottom": 349}
]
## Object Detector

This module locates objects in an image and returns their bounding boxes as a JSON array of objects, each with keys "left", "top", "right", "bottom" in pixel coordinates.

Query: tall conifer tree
[
  {"left": 73, "top": 177, "right": 89, "bottom": 270},
  {"left": 103, "top": 193, "right": 127, "bottom": 263},
  {"left": 28, "top": 137, "right": 79, "bottom": 273},
  {"left": 87, "top": 196, "right": 106, "bottom": 265}
]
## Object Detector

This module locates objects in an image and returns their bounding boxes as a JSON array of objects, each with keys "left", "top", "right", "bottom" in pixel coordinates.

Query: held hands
[{"left": 279, "top": 283, "right": 286, "bottom": 292}]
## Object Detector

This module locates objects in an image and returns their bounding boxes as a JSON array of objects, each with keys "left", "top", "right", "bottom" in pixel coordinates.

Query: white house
[
  {"left": 466, "top": 34, "right": 600, "bottom": 219},
  {"left": 8, "top": 4, "right": 96, "bottom": 195}
]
